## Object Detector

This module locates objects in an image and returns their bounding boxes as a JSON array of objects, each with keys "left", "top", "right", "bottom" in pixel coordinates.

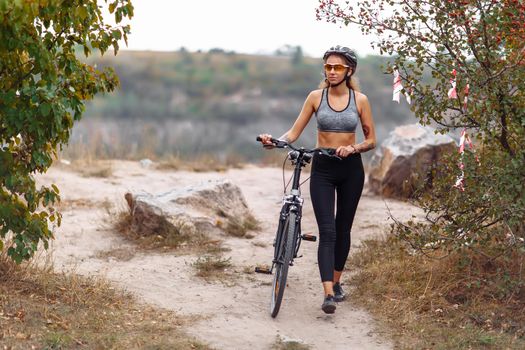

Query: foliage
[
  {"left": 317, "top": 0, "right": 525, "bottom": 255},
  {"left": 0, "top": 0, "right": 133, "bottom": 262}
]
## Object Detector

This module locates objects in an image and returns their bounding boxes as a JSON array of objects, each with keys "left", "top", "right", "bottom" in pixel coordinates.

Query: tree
[
  {"left": 317, "top": 0, "right": 525, "bottom": 255},
  {"left": 291, "top": 45, "right": 304, "bottom": 66},
  {"left": 0, "top": 0, "right": 133, "bottom": 263}
]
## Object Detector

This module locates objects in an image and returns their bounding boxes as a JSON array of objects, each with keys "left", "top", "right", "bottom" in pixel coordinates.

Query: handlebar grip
[
  {"left": 256, "top": 136, "right": 288, "bottom": 148},
  {"left": 256, "top": 136, "right": 280, "bottom": 144}
]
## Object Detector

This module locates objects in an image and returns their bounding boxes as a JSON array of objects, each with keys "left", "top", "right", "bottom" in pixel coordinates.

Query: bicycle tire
[{"left": 270, "top": 211, "right": 297, "bottom": 318}]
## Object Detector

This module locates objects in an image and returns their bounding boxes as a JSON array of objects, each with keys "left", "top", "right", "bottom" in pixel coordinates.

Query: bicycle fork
[{"left": 255, "top": 202, "right": 317, "bottom": 275}]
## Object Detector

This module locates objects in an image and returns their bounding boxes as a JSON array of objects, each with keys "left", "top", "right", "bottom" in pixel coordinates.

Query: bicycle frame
[
  {"left": 255, "top": 136, "right": 339, "bottom": 317},
  {"left": 271, "top": 150, "right": 311, "bottom": 272}
]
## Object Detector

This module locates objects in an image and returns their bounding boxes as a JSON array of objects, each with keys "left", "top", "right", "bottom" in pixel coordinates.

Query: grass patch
[
  {"left": 105, "top": 199, "right": 226, "bottom": 256},
  {"left": 57, "top": 198, "right": 99, "bottom": 210},
  {"left": 216, "top": 210, "right": 261, "bottom": 238},
  {"left": 225, "top": 214, "right": 260, "bottom": 237},
  {"left": 192, "top": 255, "right": 233, "bottom": 280},
  {"left": 156, "top": 154, "right": 244, "bottom": 173},
  {"left": 347, "top": 235, "right": 525, "bottom": 349},
  {"left": 112, "top": 206, "right": 189, "bottom": 248},
  {"left": 242, "top": 265, "right": 256, "bottom": 274},
  {"left": 69, "top": 159, "right": 114, "bottom": 178},
  {"left": 0, "top": 249, "right": 209, "bottom": 349}
]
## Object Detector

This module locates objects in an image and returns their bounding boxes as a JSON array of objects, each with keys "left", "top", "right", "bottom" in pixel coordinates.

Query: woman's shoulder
[
  {"left": 307, "top": 88, "right": 324, "bottom": 101},
  {"left": 353, "top": 90, "right": 368, "bottom": 100},
  {"left": 310, "top": 88, "right": 324, "bottom": 97},
  {"left": 354, "top": 90, "right": 370, "bottom": 105},
  {"left": 304, "top": 89, "right": 324, "bottom": 111}
]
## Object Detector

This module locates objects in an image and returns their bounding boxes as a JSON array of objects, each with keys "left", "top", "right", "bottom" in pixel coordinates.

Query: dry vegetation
[
  {"left": 347, "top": 235, "right": 525, "bottom": 349},
  {"left": 192, "top": 255, "right": 233, "bottom": 281},
  {"left": 216, "top": 211, "right": 261, "bottom": 238},
  {"left": 59, "top": 136, "right": 291, "bottom": 172},
  {"left": 0, "top": 248, "right": 208, "bottom": 349},
  {"left": 106, "top": 201, "right": 228, "bottom": 255},
  {"left": 68, "top": 158, "right": 114, "bottom": 178},
  {"left": 156, "top": 153, "right": 245, "bottom": 172},
  {"left": 106, "top": 200, "right": 241, "bottom": 281}
]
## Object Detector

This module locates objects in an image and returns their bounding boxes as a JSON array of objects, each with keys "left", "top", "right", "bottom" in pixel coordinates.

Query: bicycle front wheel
[{"left": 270, "top": 211, "right": 297, "bottom": 318}]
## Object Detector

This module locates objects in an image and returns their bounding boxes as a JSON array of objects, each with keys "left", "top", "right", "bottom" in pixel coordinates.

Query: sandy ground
[{"left": 37, "top": 160, "right": 421, "bottom": 350}]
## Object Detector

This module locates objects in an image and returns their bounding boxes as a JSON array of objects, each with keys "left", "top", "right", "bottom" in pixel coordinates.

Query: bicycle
[{"left": 255, "top": 136, "right": 340, "bottom": 317}]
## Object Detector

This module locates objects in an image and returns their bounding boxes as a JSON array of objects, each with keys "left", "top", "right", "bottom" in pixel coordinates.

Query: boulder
[
  {"left": 124, "top": 179, "right": 255, "bottom": 237},
  {"left": 368, "top": 123, "right": 455, "bottom": 198}
]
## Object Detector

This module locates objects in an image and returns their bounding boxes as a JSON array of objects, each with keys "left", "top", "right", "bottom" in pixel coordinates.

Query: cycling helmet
[{"left": 323, "top": 45, "right": 357, "bottom": 70}]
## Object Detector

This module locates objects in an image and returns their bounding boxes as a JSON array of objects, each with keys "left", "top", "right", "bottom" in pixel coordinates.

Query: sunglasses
[{"left": 323, "top": 63, "right": 350, "bottom": 73}]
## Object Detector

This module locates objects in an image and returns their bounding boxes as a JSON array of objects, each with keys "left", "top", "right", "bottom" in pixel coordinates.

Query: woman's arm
[
  {"left": 278, "top": 90, "right": 319, "bottom": 143},
  {"left": 353, "top": 92, "right": 376, "bottom": 153},
  {"left": 260, "top": 90, "right": 319, "bottom": 146}
]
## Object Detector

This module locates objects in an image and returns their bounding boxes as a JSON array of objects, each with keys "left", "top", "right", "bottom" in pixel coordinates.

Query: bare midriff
[{"left": 317, "top": 130, "right": 356, "bottom": 149}]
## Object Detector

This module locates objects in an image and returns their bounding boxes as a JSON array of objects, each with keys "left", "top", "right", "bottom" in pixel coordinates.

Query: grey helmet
[{"left": 323, "top": 46, "right": 357, "bottom": 71}]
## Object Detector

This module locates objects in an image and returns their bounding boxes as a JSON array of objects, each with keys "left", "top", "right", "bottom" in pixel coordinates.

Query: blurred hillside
[{"left": 68, "top": 48, "right": 415, "bottom": 161}]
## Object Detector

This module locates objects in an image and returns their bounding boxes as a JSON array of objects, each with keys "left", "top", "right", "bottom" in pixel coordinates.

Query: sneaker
[
  {"left": 333, "top": 282, "right": 346, "bottom": 302},
  {"left": 321, "top": 295, "right": 336, "bottom": 314}
]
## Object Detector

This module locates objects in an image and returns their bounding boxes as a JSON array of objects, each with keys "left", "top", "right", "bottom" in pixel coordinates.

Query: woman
[{"left": 258, "top": 45, "right": 377, "bottom": 314}]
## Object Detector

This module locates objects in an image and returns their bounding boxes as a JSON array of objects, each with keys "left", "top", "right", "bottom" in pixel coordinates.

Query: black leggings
[{"left": 309, "top": 152, "right": 365, "bottom": 282}]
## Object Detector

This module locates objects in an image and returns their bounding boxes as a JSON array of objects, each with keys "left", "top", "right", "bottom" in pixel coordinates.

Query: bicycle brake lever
[{"left": 273, "top": 139, "right": 288, "bottom": 148}]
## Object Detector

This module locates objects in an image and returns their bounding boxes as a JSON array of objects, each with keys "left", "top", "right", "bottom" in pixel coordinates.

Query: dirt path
[{"left": 38, "top": 160, "right": 420, "bottom": 350}]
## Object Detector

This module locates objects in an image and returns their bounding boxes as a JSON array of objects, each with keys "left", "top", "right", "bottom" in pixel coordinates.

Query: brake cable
[{"left": 282, "top": 153, "right": 292, "bottom": 194}]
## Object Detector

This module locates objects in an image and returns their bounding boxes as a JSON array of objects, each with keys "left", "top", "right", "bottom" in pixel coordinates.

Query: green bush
[
  {"left": 318, "top": 0, "right": 525, "bottom": 255},
  {"left": 0, "top": 0, "right": 133, "bottom": 262}
]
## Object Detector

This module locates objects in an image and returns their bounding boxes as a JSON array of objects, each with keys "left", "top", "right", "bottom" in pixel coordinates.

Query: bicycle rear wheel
[{"left": 270, "top": 211, "right": 297, "bottom": 318}]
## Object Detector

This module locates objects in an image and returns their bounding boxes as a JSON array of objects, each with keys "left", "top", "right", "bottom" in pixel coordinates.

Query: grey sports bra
[{"left": 315, "top": 88, "right": 359, "bottom": 133}]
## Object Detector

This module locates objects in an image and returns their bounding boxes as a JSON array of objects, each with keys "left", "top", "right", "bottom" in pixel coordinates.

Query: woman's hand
[
  {"left": 335, "top": 145, "right": 357, "bottom": 157},
  {"left": 258, "top": 133, "right": 275, "bottom": 149}
]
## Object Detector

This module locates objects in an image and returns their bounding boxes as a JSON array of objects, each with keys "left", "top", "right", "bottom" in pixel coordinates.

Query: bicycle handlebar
[{"left": 256, "top": 136, "right": 341, "bottom": 159}]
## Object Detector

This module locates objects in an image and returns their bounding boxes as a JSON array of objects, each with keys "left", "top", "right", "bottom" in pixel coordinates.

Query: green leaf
[
  {"left": 40, "top": 102, "right": 51, "bottom": 116},
  {"left": 78, "top": 6, "right": 88, "bottom": 20},
  {"left": 0, "top": 0, "right": 134, "bottom": 263}
]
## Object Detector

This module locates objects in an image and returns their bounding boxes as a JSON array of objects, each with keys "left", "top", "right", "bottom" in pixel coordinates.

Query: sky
[{"left": 116, "top": 0, "right": 379, "bottom": 58}]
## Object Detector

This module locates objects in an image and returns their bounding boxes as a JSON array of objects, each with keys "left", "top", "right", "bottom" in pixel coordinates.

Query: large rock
[
  {"left": 368, "top": 124, "right": 455, "bottom": 198},
  {"left": 124, "top": 179, "right": 254, "bottom": 237}
]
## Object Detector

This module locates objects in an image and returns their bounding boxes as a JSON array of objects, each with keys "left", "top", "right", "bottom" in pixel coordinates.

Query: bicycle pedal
[
  {"left": 254, "top": 266, "right": 272, "bottom": 274},
  {"left": 301, "top": 233, "right": 317, "bottom": 242}
]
